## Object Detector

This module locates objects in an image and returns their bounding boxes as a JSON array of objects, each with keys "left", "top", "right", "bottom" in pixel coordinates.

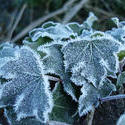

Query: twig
[
  {"left": 47, "top": 75, "right": 61, "bottom": 82},
  {"left": 8, "top": 4, "right": 27, "bottom": 41},
  {"left": 86, "top": 107, "right": 95, "bottom": 125},
  {"left": 85, "top": 4, "right": 124, "bottom": 20},
  {"left": 11, "top": 0, "right": 76, "bottom": 43},
  {"left": 63, "top": 0, "right": 89, "bottom": 24},
  {"left": 7, "top": 9, "right": 17, "bottom": 33},
  {"left": 100, "top": 94, "right": 125, "bottom": 103}
]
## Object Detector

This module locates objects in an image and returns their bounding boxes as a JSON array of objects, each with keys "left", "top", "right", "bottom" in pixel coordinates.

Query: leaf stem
[
  {"left": 46, "top": 75, "right": 61, "bottom": 82},
  {"left": 100, "top": 94, "right": 125, "bottom": 103}
]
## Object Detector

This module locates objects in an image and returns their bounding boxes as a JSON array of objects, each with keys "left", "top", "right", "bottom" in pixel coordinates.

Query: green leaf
[
  {"left": 62, "top": 32, "right": 121, "bottom": 87},
  {"left": 23, "top": 36, "right": 52, "bottom": 50},
  {"left": 118, "top": 50, "right": 125, "bottom": 61},
  {"left": 67, "top": 23, "right": 84, "bottom": 36},
  {"left": 49, "top": 83, "right": 78, "bottom": 124},
  {"left": 38, "top": 43, "right": 77, "bottom": 101},
  {"left": 29, "top": 22, "right": 75, "bottom": 42},
  {"left": 0, "top": 46, "right": 53, "bottom": 123}
]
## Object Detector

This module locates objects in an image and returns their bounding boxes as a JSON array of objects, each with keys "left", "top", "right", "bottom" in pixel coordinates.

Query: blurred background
[
  {"left": 0, "top": 0, "right": 125, "bottom": 44},
  {"left": 0, "top": 0, "right": 125, "bottom": 125}
]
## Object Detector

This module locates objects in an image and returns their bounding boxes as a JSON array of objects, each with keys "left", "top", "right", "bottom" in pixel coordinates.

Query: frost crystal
[
  {"left": 62, "top": 33, "right": 121, "bottom": 87},
  {"left": 0, "top": 46, "right": 53, "bottom": 123}
]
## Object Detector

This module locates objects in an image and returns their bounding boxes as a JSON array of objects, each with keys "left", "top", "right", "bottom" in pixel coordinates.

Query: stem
[
  {"left": 46, "top": 75, "right": 61, "bottom": 82},
  {"left": 100, "top": 94, "right": 125, "bottom": 103},
  {"left": 86, "top": 107, "right": 95, "bottom": 125}
]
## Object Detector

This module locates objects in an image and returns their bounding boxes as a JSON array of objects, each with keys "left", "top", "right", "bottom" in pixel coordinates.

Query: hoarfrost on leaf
[
  {"left": 0, "top": 43, "right": 19, "bottom": 68},
  {"left": 79, "top": 78, "right": 116, "bottom": 116},
  {"left": 4, "top": 107, "right": 42, "bottom": 125},
  {"left": 0, "top": 46, "right": 53, "bottom": 123},
  {"left": 38, "top": 43, "right": 77, "bottom": 101},
  {"left": 106, "top": 27, "right": 125, "bottom": 45},
  {"left": 78, "top": 82, "right": 99, "bottom": 116},
  {"left": 29, "top": 22, "right": 75, "bottom": 42},
  {"left": 62, "top": 32, "right": 121, "bottom": 87}
]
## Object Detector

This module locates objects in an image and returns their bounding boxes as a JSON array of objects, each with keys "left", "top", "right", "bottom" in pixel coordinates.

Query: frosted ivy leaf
[
  {"left": 23, "top": 36, "right": 52, "bottom": 53},
  {"left": 111, "top": 17, "right": 120, "bottom": 27},
  {"left": 0, "top": 43, "right": 19, "bottom": 69},
  {"left": 0, "top": 47, "right": 53, "bottom": 123},
  {"left": 62, "top": 32, "right": 121, "bottom": 87},
  {"left": 4, "top": 107, "right": 42, "bottom": 125},
  {"left": 67, "top": 23, "right": 85, "bottom": 36},
  {"left": 117, "top": 71, "right": 125, "bottom": 86},
  {"left": 79, "top": 82, "right": 99, "bottom": 116},
  {"left": 79, "top": 79, "right": 115, "bottom": 116},
  {"left": 83, "top": 12, "right": 98, "bottom": 29},
  {"left": 106, "top": 27, "right": 125, "bottom": 44},
  {"left": 29, "top": 22, "right": 75, "bottom": 42},
  {"left": 38, "top": 43, "right": 77, "bottom": 101},
  {"left": 98, "top": 78, "right": 116, "bottom": 97}
]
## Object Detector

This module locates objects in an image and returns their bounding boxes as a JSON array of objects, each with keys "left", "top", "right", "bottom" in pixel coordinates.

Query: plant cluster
[{"left": 1, "top": 13, "right": 125, "bottom": 125}]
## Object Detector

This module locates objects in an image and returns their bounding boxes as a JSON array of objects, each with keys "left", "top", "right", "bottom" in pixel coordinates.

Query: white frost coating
[
  {"left": 79, "top": 105, "right": 94, "bottom": 116},
  {"left": 17, "top": 112, "right": 27, "bottom": 121},
  {"left": 0, "top": 85, "right": 3, "bottom": 100},
  {"left": 0, "top": 46, "right": 53, "bottom": 123},
  {"left": 29, "top": 22, "right": 75, "bottom": 42},
  {"left": 78, "top": 83, "right": 99, "bottom": 116},
  {"left": 14, "top": 94, "right": 25, "bottom": 111},
  {"left": 111, "top": 17, "right": 119, "bottom": 27}
]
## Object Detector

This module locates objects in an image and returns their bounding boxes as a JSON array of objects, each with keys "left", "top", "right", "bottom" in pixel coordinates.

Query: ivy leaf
[
  {"left": 0, "top": 47, "right": 53, "bottom": 123},
  {"left": 29, "top": 22, "right": 75, "bottom": 42},
  {"left": 79, "top": 79, "right": 116, "bottom": 116},
  {"left": 79, "top": 82, "right": 99, "bottom": 116},
  {"left": 67, "top": 23, "right": 85, "bottom": 36},
  {"left": 117, "top": 71, "right": 125, "bottom": 87},
  {"left": 62, "top": 32, "right": 121, "bottom": 87},
  {"left": 0, "top": 43, "right": 18, "bottom": 68},
  {"left": 38, "top": 43, "right": 77, "bottom": 101},
  {"left": 106, "top": 27, "right": 125, "bottom": 44},
  {"left": 98, "top": 78, "right": 116, "bottom": 97},
  {"left": 83, "top": 12, "right": 98, "bottom": 29},
  {"left": 106, "top": 17, "right": 125, "bottom": 45},
  {"left": 4, "top": 107, "right": 42, "bottom": 125},
  {"left": 49, "top": 83, "right": 78, "bottom": 124},
  {"left": 23, "top": 36, "right": 52, "bottom": 51}
]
